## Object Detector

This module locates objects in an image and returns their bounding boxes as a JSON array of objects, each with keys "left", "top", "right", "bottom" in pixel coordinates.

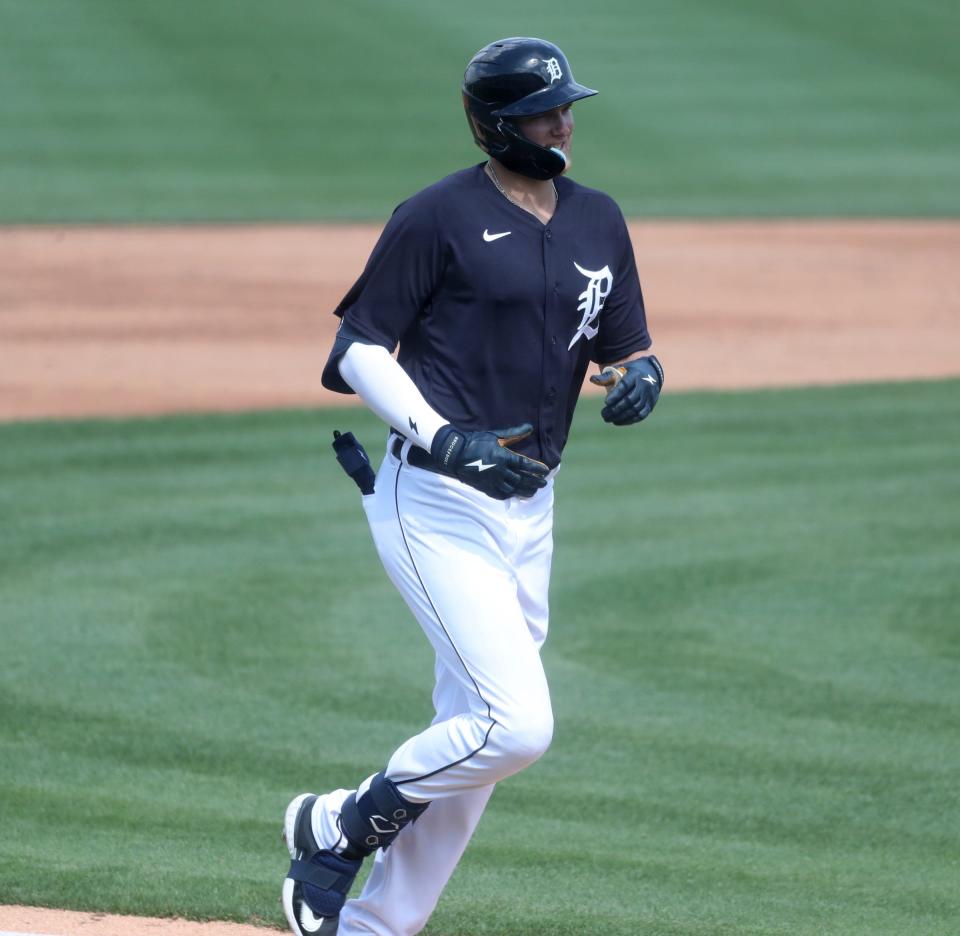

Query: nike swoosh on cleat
[
  {"left": 465, "top": 458, "right": 496, "bottom": 472},
  {"left": 300, "top": 903, "right": 334, "bottom": 934},
  {"left": 483, "top": 229, "right": 511, "bottom": 242}
]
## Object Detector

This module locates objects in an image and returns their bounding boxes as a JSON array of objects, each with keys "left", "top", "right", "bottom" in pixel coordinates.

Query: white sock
[
  {"left": 310, "top": 788, "right": 354, "bottom": 853},
  {"left": 355, "top": 772, "right": 377, "bottom": 801}
]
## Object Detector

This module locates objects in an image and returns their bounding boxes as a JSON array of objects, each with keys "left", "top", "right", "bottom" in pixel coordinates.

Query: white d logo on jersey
[
  {"left": 543, "top": 57, "right": 563, "bottom": 83},
  {"left": 568, "top": 261, "right": 613, "bottom": 349}
]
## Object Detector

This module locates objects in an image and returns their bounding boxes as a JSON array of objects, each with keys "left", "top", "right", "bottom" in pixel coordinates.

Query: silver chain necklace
[{"left": 485, "top": 162, "right": 557, "bottom": 216}]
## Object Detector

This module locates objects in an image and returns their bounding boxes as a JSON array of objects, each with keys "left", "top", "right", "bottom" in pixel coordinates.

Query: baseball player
[{"left": 282, "top": 37, "right": 663, "bottom": 936}]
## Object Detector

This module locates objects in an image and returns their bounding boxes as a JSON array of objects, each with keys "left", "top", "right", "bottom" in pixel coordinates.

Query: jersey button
[
  {"left": 545, "top": 230, "right": 553, "bottom": 240},
  {"left": 546, "top": 387, "right": 557, "bottom": 401}
]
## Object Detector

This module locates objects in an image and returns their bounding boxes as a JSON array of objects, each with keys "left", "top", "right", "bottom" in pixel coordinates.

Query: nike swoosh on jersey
[
  {"left": 465, "top": 458, "right": 496, "bottom": 471},
  {"left": 483, "top": 229, "right": 511, "bottom": 242}
]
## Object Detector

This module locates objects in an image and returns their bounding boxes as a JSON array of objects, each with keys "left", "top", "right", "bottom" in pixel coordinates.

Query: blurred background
[
  {"left": 2, "top": 0, "right": 958, "bottom": 418},
  {"left": 1, "top": 0, "right": 958, "bottom": 222}
]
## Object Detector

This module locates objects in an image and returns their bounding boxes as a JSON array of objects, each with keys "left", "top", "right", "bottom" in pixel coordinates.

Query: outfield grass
[
  {"left": 0, "top": 0, "right": 957, "bottom": 221},
  {"left": 1, "top": 382, "right": 958, "bottom": 934}
]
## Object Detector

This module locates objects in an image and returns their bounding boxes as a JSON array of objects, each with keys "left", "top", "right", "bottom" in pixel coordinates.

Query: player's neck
[{"left": 486, "top": 159, "right": 557, "bottom": 225}]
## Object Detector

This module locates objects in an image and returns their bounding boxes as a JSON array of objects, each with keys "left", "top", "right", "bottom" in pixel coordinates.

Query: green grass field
[
  {"left": 1, "top": 0, "right": 958, "bottom": 221},
  {"left": 2, "top": 383, "right": 959, "bottom": 935}
]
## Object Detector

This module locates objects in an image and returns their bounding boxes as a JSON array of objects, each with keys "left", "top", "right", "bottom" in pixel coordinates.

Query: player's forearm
[{"left": 337, "top": 342, "right": 447, "bottom": 452}]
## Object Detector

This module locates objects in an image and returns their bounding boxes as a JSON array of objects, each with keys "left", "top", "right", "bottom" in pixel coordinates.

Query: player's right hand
[{"left": 430, "top": 423, "right": 549, "bottom": 500}]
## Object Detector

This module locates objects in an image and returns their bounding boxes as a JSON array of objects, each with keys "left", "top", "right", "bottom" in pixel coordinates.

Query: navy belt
[{"left": 391, "top": 435, "right": 445, "bottom": 475}]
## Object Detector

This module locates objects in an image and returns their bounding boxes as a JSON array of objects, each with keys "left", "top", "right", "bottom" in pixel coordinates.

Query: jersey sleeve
[
  {"left": 590, "top": 209, "right": 651, "bottom": 365},
  {"left": 321, "top": 195, "right": 446, "bottom": 393}
]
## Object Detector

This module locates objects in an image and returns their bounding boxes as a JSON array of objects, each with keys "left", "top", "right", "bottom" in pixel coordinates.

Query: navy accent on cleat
[{"left": 282, "top": 793, "right": 363, "bottom": 936}]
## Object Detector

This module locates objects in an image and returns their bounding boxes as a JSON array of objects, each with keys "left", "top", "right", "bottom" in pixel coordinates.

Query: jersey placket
[{"left": 538, "top": 224, "right": 560, "bottom": 459}]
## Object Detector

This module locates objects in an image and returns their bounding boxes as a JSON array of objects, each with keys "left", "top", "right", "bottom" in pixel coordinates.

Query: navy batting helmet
[{"left": 462, "top": 37, "right": 598, "bottom": 181}]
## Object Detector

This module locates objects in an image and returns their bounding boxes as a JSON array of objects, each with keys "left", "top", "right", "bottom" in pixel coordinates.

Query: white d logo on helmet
[{"left": 543, "top": 57, "right": 563, "bottom": 83}]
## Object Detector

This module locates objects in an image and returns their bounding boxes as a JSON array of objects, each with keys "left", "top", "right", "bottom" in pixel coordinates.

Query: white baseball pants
[{"left": 338, "top": 438, "right": 556, "bottom": 935}]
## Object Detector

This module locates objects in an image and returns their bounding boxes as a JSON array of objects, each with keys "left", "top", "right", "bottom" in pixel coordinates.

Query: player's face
[{"left": 515, "top": 104, "right": 575, "bottom": 172}]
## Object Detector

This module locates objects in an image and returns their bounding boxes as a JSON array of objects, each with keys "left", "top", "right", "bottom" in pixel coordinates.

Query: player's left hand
[{"left": 590, "top": 355, "right": 664, "bottom": 425}]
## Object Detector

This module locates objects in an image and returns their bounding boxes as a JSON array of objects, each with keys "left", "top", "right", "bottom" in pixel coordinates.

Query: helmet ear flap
[
  {"left": 496, "top": 117, "right": 567, "bottom": 171},
  {"left": 495, "top": 119, "right": 567, "bottom": 181},
  {"left": 462, "top": 97, "right": 511, "bottom": 160}
]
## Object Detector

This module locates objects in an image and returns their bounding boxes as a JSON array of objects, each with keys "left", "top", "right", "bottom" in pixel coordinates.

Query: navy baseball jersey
[{"left": 322, "top": 163, "right": 651, "bottom": 467}]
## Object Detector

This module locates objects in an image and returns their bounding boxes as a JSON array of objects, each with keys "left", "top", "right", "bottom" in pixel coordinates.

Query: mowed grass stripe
[
  {"left": 1, "top": 381, "right": 958, "bottom": 934},
  {"left": 0, "top": 0, "right": 957, "bottom": 220}
]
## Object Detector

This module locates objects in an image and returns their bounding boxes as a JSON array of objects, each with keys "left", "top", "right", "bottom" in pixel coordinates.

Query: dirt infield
[
  {"left": 0, "top": 906, "right": 275, "bottom": 936},
  {"left": 2, "top": 221, "right": 958, "bottom": 423}
]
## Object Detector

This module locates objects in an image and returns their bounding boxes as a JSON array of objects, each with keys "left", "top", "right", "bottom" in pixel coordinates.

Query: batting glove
[
  {"left": 590, "top": 355, "right": 664, "bottom": 425},
  {"left": 431, "top": 423, "right": 549, "bottom": 500}
]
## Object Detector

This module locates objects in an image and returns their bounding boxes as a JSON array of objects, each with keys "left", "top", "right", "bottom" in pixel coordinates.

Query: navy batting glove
[
  {"left": 590, "top": 355, "right": 664, "bottom": 426},
  {"left": 431, "top": 423, "right": 549, "bottom": 500}
]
